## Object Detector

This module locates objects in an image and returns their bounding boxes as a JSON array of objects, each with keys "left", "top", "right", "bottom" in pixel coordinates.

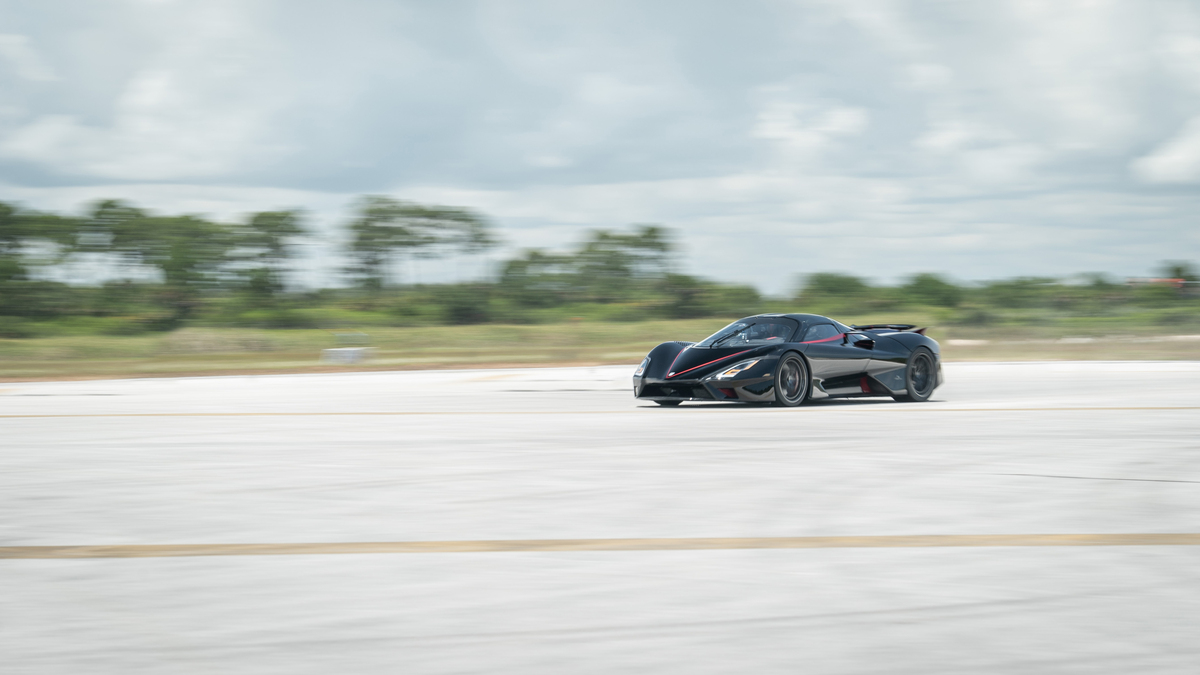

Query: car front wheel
[{"left": 773, "top": 353, "right": 810, "bottom": 407}]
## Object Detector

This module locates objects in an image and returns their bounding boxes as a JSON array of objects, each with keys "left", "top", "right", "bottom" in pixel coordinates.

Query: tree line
[
  {"left": 0, "top": 196, "right": 1197, "bottom": 337},
  {"left": 0, "top": 196, "right": 761, "bottom": 335}
]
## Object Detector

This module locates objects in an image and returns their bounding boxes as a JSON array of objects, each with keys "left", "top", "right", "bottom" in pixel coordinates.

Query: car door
[{"left": 800, "top": 323, "right": 870, "bottom": 379}]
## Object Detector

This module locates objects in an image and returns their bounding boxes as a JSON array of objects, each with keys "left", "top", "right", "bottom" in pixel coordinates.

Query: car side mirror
[{"left": 855, "top": 339, "right": 875, "bottom": 349}]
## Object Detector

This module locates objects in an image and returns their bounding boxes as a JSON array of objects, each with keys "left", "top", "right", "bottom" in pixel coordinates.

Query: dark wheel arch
[{"left": 893, "top": 347, "right": 936, "bottom": 402}]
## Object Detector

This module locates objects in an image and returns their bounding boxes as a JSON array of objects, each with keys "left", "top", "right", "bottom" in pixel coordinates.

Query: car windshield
[{"left": 696, "top": 319, "right": 797, "bottom": 348}]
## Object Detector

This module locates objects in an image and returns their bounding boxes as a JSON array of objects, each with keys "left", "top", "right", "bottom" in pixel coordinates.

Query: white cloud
[
  {"left": 1, "top": 66, "right": 292, "bottom": 179},
  {"left": 1, "top": 0, "right": 1198, "bottom": 292},
  {"left": 513, "top": 71, "right": 687, "bottom": 169},
  {"left": 0, "top": 2, "right": 301, "bottom": 181},
  {"left": 960, "top": 143, "right": 1048, "bottom": 184},
  {"left": 753, "top": 93, "right": 869, "bottom": 160},
  {"left": 914, "top": 121, "right": 991, "bottom": 154},
  {"left": 901, "top": 63, "right": 953, "bottom": 90},
  {"left": 1131, "top": 116, "right": 1200, "bottom": 183},
  {"left": 1158, "top": 33, "right": 1200, "bottom": 91},
  {"left": 0, "top": 34, "right": 57, "bottom": 81},
  {"left": 826, "top": 0, "right": 930, "bottom": 58}
]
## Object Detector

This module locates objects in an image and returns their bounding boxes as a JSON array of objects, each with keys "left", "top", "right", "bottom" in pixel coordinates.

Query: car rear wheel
[
  {"left": 773, "top": 353, "right": 809, "bottom": 407},
  {"left": 893, "top": 348, "right": 936, "bottom": 402},
  {"left": 655, "top": 400, "right": 682, "bottom": 406}
]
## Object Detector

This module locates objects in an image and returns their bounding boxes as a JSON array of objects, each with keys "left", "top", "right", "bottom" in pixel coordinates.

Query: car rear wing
[{"left": 851, "top": 324, "right": 928, "bottom": 335}]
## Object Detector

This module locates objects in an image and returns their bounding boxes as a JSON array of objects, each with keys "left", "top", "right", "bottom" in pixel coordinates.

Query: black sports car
[{"left": 633, "top": 313, "right": 942, "bottom": 406}]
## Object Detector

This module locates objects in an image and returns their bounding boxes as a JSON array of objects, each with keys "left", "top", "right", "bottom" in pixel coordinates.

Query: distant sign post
[{"left": 321, "top": 331, "right": 373, "bottom": 364}]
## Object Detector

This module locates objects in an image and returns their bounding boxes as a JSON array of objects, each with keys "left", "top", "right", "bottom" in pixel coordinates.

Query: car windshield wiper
[{"left": 711, "top": 323, "right": 754, "bottom": 347}]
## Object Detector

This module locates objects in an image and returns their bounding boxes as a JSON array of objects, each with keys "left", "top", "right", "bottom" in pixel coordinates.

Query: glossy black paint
[{"left": 633, "top": 313, "right": 943, "bottom": 405}]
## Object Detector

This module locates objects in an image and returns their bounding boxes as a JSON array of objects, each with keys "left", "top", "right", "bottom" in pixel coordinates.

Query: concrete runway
[{"left": 3, "top": 362, "right": 1200, "bottom": 674}]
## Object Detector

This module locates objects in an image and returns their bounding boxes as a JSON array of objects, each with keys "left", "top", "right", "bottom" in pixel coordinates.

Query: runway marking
[
  {"left": 908, "top": 406, "right": 1200, "bottom": 412},
  {"left": 4, "top": 534, "right": 1200, "bottom": 559},
  {"left": 2, "top": 406, "right": 1200, "bottom": 419}
]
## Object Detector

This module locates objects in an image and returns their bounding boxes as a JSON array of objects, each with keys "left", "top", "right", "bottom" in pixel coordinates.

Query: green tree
[
  {"left": 498, "top": 249, "right": 578, "bottom": 307},
  {"left": 0, "top": 201, "right": 78, "bottom": 283},
  {"left": 497, "top": 225, "right": 674, "bottom": 306},
  {"left": 0, "top": 201, "right": 26, "bottom": 283},
  {"left": 0, "top": 202, "right": 83, "bottom": 322},
  {"left": 229, "top": 210, "right": 306, "bottom": 299},
  {"left": 796, "top": 272, "right": 871, "bottom": 309},
  {"left": 346, "top": 196, "right": 496, "bottom": 290},
  {"left": 1159, "top": 260, "right": 1198, "bottom": 282},
  {"left": 799, "top": 273, "right": 870, "bottom": 297},
  {"left": 978, "top": 277, "right": 1058, "bottom": 309},
  {"left": 81, "top": 200, "right": 233, "bottom": 323},
  {"left": 660, "top": 273, "right": 761, "bottom": 318},
  {"left": 902, "top": 273, "right": 963, "bottom": 307},
  {"left": 573, "top": 225, "right": 673, "bottom": 302}
]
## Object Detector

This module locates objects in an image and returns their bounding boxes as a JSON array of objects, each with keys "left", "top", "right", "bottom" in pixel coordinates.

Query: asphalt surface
[{"left": 3, "top": 361, "right": 1200, "bottom": 674}]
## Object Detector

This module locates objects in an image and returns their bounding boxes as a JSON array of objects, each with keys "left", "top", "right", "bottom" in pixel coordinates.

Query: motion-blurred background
[{"left": 1, "top": 1, "right": 1198, "bottom": 378}]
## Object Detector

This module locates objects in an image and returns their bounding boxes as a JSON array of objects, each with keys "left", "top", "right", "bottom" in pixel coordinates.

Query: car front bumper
[{"left": 633, "top": 373, "right": 777, "bottom": 403}]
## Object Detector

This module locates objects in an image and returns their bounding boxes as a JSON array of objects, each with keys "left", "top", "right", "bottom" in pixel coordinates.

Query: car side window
[{"left": 802, "top": 324, "right": 840, "bottom": 342}]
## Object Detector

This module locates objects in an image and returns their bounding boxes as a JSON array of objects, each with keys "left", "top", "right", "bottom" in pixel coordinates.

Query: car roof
[{"left": 743, "top": 313, "right": 830, "bottom": 323}]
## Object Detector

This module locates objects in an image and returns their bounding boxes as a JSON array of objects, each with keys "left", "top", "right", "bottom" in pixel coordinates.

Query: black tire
[
  {"left": 655, "top": 400, "right": 682, "bottom": 407},
  {"left": 892, "top": 348, "right": 936, "bottom": 402},
  {"left": 773, "top": 353, "right": 810, "bottom": 407}
]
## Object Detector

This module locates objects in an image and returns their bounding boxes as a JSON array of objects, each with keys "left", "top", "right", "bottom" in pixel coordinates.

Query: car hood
[{"left": 663, "top": 346, "right": 766, "bottom": 380}]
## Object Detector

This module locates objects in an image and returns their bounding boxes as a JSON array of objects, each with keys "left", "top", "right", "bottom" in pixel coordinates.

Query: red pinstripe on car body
[{"left": 666, "top": 349, "right": 754, "bottom": 379}]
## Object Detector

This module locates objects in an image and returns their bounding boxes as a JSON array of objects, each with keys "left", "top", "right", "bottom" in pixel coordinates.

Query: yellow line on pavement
[
  {"left": 4, "top": 534, "right": 1200, "bottom": 559},
  {"left": 2, "top": 406, "right": 1200, "bottom": 419},
  {"left": 0, "top": 411, "right": 604, "bottom": 418},
  {"left": 911, "top": 406, "right": 1200, "bottom": 412}
]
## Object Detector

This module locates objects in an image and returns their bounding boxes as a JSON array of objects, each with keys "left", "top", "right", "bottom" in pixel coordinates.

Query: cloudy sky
[{"left": 1, "top": 0, "right": 1199, "bottom": 293}]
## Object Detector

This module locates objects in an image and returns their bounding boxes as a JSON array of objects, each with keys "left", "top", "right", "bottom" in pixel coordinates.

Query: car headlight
[
  {"left": 634, "top": 357, "right": 650, "bottom": 377},
  {"left": 715, "top": 359, "right": 760, "bottom": 379}
]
